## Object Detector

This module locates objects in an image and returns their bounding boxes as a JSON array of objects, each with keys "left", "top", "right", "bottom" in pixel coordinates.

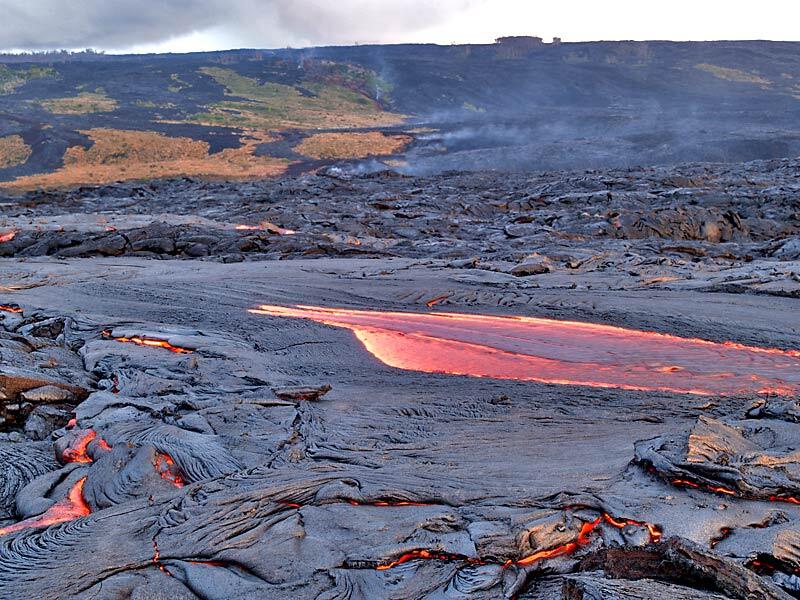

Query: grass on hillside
[
  {"left": 295, "top": 132, "right": 411, "bottom": 160},
  {"left": 37, "top": 91, "right": 118, "bottom": 114},
  {"left": 695, "top": 64, "right": 772, "bottom": 86},
  {"left": 0, "top": 135, "right": 31, "bottom": 168},
  {"left": 0, "top": 65, "right": 56, "bottom": 94},
  {"left": 2, "top": 128, "right": 288, "bottom": 190},
  {"left": 191, "top": 67, "right": 404, "bottom": 130}
]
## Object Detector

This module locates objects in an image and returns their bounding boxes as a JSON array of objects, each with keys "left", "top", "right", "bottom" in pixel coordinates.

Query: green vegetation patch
[
  {"left": 192, "top": 66, "right": 403, "bottom": 130},
  {"left": 0, "top": 65, "right": 56, "bottom": 94},
  {"left": 695, "top": 63, "right": 771, "bottom": 86},
  {"left": 0, "top": 134, "right": 32, "bottom": 168},
  {"left": 37, "top": 91, "right": 118, "bottom": 114}
]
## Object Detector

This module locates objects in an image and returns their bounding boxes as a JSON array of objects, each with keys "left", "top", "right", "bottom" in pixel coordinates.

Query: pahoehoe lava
[{"left": 1, "top": 157, "right": 800, "bottom": 599}]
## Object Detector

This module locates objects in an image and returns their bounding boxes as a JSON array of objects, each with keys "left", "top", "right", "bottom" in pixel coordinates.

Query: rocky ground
[{"left": 0, "top": 158, "right": 799, "bottom": 599}]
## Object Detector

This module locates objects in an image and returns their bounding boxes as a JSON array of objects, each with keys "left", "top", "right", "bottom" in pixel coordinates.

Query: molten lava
[
  {"left": 0, "top": 230, "right": 16, "bottom": 243},
  {"left": 670, "top": 477, "right": 800, "bottom": 506},
  {"left": 61, "top": 430, "right": 97, "bottom": 463},
  {"left": 154, "top": 453, "right": 184, "bottom": 488},
  {"left": 102, "top": 330, "right": 192, "bottom": 354},
  {"left": 515, "top": 513, "right": 661, "bottom": 567},
  {"left": 0, "top": 477, "right": 90, "bottom": 537},
  {"left": 235, "top": 221, "right": 296, "bottom": 235},
  {"left": 61, "top": 429, "right": 111, "bottom": 463},
  {"left": 0, "top": 304, "right": 22, "bottom": 313},
  {"left": 249, "top": 305, "right": 800, "bottom": 396},
  {"left": 377, "top": 550, "right": 483, "bottom": 570},
  {"left": 372, "top": 512, "right": 661, "bottom": 571}
]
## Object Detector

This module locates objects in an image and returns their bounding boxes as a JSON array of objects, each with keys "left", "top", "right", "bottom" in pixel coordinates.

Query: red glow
[
  {"left": 154, "top": 453, "right": 184, "bottom": 488},
  {"left": 66, "top": 418, "right": 77, "bottom": 430},
  {"left": 769, "top": 495, "right": 800, "bottom": 505},
  {"left": 0, "top": 230, "right": 16, "bottom": 243},
  {"left": 61, "top": 430, "right": 97, "bottom": 463},
  {"left": 377, "top": 549, "right": 483, "bottom": 571},
  {"left": 153, "top": 538, "right": 172, "bottom": 576},
  {"left": 348, "top": 499, "right": 434, "bottom": 507},
  {"left": 710, "top": 527, "right": 733, "bottom": 548},
  {"left": 0, "top": 477, "right": 90, "bottom": 537},
  {"left": 249, "top": 305, "right": 800, "bottom": 396},
  {"left": 61, "top": 429, "right": 111, "bottom": 463},
  {"left": 235, "top": 221, "right": 296, "bottom": 235},
  {"left": 425, "top": 294, "right": 450, "bottom": 308},
  {"left": 374, "top": 512, "right": 661, "bottom": 571},
  {"left": 671, "top": 478, "right": 738, "bottom": 497},
  {"left": 0, "top": 304, "right": 22, "bottom": 313},
  {"left": 102, "top": 330, "right": 192, "bottom": 354}
]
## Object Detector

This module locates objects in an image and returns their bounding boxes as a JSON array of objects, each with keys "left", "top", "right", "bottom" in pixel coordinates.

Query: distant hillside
[{"left": 1, "top": 40, "right": 800, "bottom": 189}]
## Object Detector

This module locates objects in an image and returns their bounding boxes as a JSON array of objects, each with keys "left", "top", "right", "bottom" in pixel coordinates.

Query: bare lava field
[{"left": 0, "top": 40, "right": 800, "bottom": 600}]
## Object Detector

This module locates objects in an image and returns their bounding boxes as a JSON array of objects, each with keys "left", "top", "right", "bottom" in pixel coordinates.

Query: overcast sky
[{"left": 2, "top": 0, "right": 800, "bottom": 54}]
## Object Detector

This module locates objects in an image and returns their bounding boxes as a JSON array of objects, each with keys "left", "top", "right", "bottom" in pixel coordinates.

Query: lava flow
[
  {"left": 0, "top": 304, "right": 23, "bottom": 313},
  {"left": 61, "top": 430, "right": 98, "bottom": 463},
  {"left": 102, "top": 330, "right": 192, "bottom": 354},
  {"left": 0, "top": 477, "right": 90, "bottom": 537},
  {"left": 154, "top": 453, "right": 185, "bottom": 488},
  {"left": 235, "top": 221, "right": 296, "bottom": 235},
  {"left": 0, "top": 230, "right": 16, "bottom": 243},
  {"left": 670, "top": 477, "right": 800, "bottom": 506},
  {"left": 59, "top": 428, "right": 111, "bottom": 464},
  {"left": 373, "top": 513, "right": 661, "bottom": 571},
  {"left": 249, "top": 305, "right": 800, "bottom": 396}
]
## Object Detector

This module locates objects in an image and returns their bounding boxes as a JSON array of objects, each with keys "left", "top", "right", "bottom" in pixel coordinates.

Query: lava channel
[
  {"left": 0, "top": 477, "right": 90, "bottom": 537},
  {"left": 102, "top": 330, "right": 192, "bottom": 354},
  {"left": 249, "top": 305, "right": 800, "bottom": 396}
]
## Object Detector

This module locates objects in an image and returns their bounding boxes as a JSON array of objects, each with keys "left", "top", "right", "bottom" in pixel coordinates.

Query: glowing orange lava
[
  {"left": 0, "top": 477, "right": 90, "bottom": 537},
  {"left": 377, "top": 549, "right": 483, "bottom": 570},
  {"left": 154, "top": 453, "right": 184, "bottom": 488},
  {"left": 671, "top": 478, "right": 738, "bottom": 496},
  {"left": 0, "top": 304, "right": 22, "bottom": 313},
  {"left": 0, "top": 230, "right": 16, "bottom": 243},
  {"left": 61, "top": 430, "right": 97, "bottom": 463},
  {"left": 249, "top": 305, "right": 800, "bottom": 396},
  {"left": 102, "top": 330, "right": 192, "bottom": 354},
  {"left": 373, "top": 512, "right": 661, "bottom": 571},
  {"left": 61, "top": 429, "right": 111, "bottom": 463},
  {"left": 235, "top": 221, "right": 296, "bottom": 235}
]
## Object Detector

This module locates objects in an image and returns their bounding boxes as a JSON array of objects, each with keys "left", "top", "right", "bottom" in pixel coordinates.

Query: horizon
[
  {"left": 2, "top": 0, "right": 800, "bottom": 54},
  {"left": 3, "top": 37, "right": 799, "bottom": 58}
]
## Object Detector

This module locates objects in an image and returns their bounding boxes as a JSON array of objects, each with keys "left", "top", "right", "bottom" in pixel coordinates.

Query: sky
[{"left": 2, "top": 0, "right": 800, "bottom": 54}]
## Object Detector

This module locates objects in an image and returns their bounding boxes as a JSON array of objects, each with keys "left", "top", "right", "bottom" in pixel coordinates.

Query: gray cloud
[{"left": 0, "top": 0, "right": 476, "bottom": 51}]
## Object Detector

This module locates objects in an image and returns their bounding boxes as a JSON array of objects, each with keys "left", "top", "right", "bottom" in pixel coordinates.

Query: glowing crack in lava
[
  {"left": 249, "top": 305, "right": 800, "bottom": 396},
  {"left": 102, "top": 330, "right": 193, "bottom": 354},
  {"left": 0, "top": 230, "right": 16, "bottom": 243},
  {"left": 374, "top": 513, "right": 661, "bottom": 571},
  {"left": 154, "top": 453, "right": 185, "bottom": 488},
  {"left": 0, "top": 304, "right": 23, "bottom": 313},
  {"left": 0, "top": 477, "right": 90, "bottom": 537}
]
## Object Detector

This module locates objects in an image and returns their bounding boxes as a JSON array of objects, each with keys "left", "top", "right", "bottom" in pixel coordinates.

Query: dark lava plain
[{"left": 1, "top": 158, "right": 799, "bottom": 599}]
